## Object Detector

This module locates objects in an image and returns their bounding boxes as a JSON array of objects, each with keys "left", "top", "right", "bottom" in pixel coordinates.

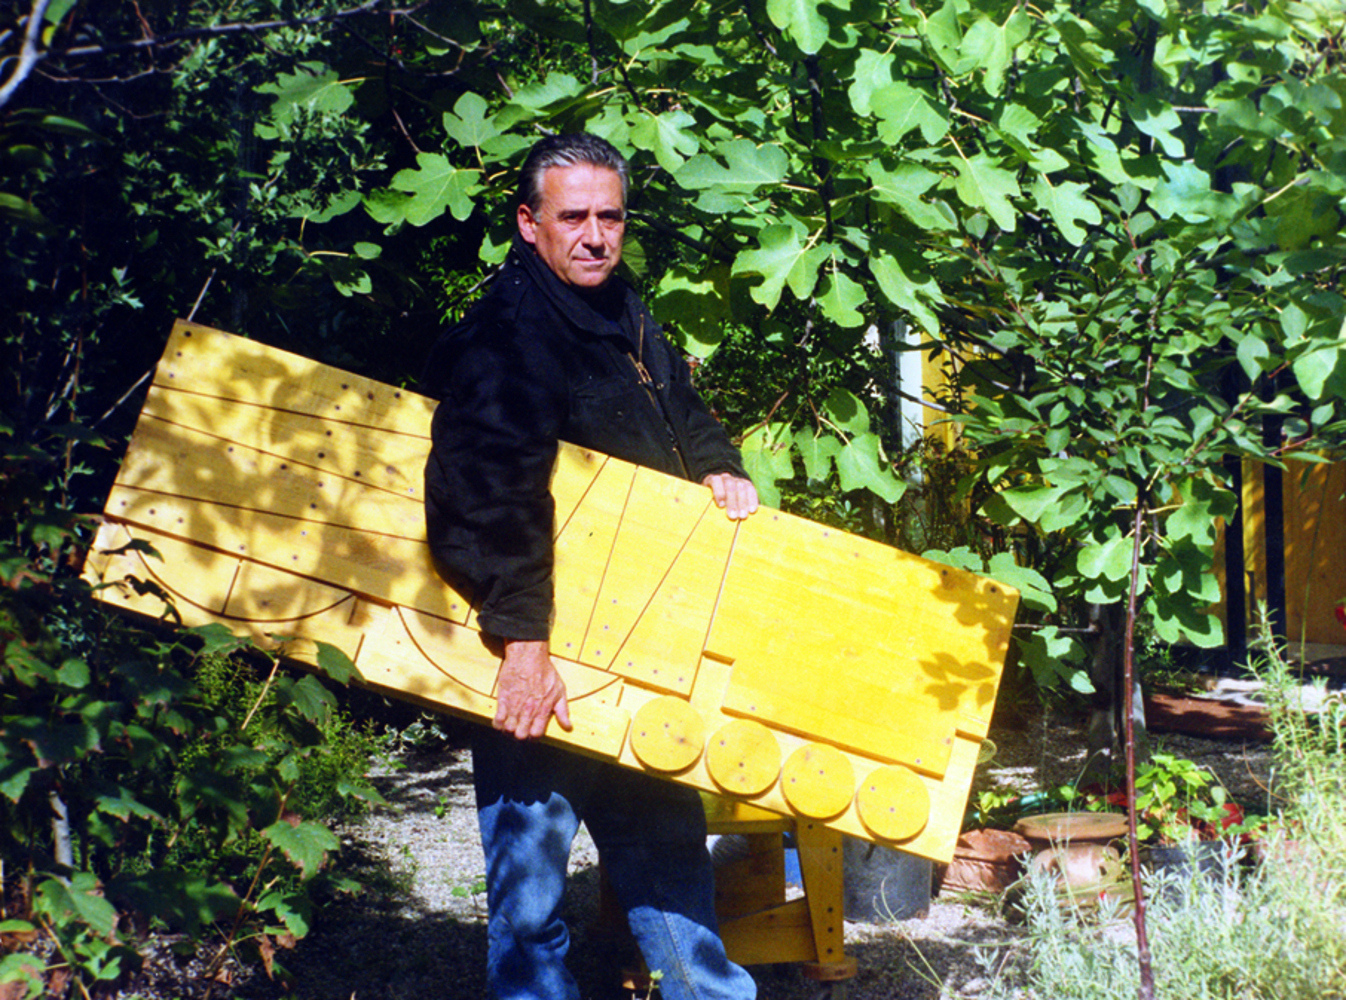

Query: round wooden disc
[
  {"left": 706, "top": 719, "right": 781, "bottom": 796},
  {"left": 781, "top": 743, "right": 855, "bottom": 819},
  {"left": 856, "top": 765, "right": 930, "bottom": 841},
  {"left": 630, "top": 696, "right": 706, "bottom": 772}
]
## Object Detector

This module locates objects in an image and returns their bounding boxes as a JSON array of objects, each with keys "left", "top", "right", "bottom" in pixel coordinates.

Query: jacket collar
[{"left": 508, "top": 235, "right": 642, "bottom": 349}]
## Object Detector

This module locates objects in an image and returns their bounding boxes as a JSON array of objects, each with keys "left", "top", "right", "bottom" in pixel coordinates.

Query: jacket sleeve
[
  {"left": 655, "top": 332, "right": 749, "bottom": 483},
  {"left": 423, "top": 318, "right": 566, "bottom": 642}
]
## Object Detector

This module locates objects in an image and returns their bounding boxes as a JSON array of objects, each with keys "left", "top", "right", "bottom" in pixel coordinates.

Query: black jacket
[{"left": 422, "top": 238, "right": 747, "bottom": 641}]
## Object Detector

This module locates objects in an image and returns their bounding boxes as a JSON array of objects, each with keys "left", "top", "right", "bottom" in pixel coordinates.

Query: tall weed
[{"left": 981, "top": 625, "right": 1346, "bottom": 999}]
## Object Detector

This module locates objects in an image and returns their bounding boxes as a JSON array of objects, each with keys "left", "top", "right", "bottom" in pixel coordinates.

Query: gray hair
[{"left": 517, "top": 133, "right": 629, "bottom": 211}]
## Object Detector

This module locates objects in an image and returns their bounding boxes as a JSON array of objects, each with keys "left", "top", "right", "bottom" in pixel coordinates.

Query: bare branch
[
  {"left": 627, "top": 209, "right": 731, "bottom": 261},
  {"left": 582, "top": 0, "right": 600, "bottom": 85},
  {"left": 56, "top": 0, "right": 390, "bottom": 58},
  {"left": 390, "top": 104, "right": 423, "bottom": 155},
  {"left": 0, "top": 0, "right": 55, "bottom": 110},
  {"left": 804, "top": 55, "right": 834, "bottom": 241}
]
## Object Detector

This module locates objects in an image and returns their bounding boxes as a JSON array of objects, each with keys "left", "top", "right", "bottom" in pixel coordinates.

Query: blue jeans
[{"left": 473, "top": 729, "right": 756, "bottom": 1000}]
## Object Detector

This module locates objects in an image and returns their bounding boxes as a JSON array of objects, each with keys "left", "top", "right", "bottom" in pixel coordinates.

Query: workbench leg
[{"left": 794, "top": 820, "right": 857, "bottom": 983}]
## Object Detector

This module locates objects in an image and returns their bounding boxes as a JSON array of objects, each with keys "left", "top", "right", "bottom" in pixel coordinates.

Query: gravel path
[{"left": 257, "top": 703, "right": 1274, "bottom": 1000}]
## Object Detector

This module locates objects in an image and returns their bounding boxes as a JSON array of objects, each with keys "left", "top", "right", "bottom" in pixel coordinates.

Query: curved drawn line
[
  {"left": 129, "top": 548, "right": 355, "bottom": 623},
  {"left": 395, "top": 605, "right": 625, "bottom": 705},
  {"left": 394, "top": 604, "right": 494, "bottom": 698}
]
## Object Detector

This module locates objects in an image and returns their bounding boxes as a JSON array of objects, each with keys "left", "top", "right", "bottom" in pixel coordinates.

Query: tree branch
[
  {"left": 627, "top": 209, "right": 733, "bottom": 262},
  {"left": 0, "top": 0, "right": 54, "bottom": 110},
  {"left": 804, "top": 55, "right": 835, "bottom": 242},
  {"left": 3, "top": 0, "right": 400, "bottom": 107},
  {"left": 582, "top": 0, "right": 600, "bottom": 85}
]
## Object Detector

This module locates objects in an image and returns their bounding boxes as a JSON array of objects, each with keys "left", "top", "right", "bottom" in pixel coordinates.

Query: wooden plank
[
  {"left": 104, "top": 481, "right": 464, "bottom": 624},
  {"left": 113, "top": 416, "right": 427, "bottom": 541},
  {"left": 140, "top": 389, "right": 428, "bottom": 500},
  {"left": 710, "top": 509, "right": 1014, "bottom": 772},
  {"left": 155, "top": 321, "right": 435, "bottom": 431},
  {"left": 717, "top": 899, "right": 818, "bottom": 967},
  {"left": 713, "top": 833, "right": 787, "bottom": 919},
  {"left": 550, "top": 460, "right": 635, "bottom": 658},
  {"left": 591, "top": 471, "right": 736, "bottom": 696},
  {"left": 551, "top": 445, "right": 609, "bottom": 537},
  {"left": 582, "top": 467, "right": 709, "bottom": 668},
  {"left": 86, "top": 522, "right": 632, "bottom": 760},
  {"left": 1236, "top": 458, "right": 1346, "bottom": 644},
  {"left": 795, "top": 820, "right": 846, "bottom": 968}
]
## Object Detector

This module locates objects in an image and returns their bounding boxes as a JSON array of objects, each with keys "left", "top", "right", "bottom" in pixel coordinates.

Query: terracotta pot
[
  {"left": 1013, "top": 812, "right": 1129, "bottom": 902},
  {"left": 939, "top": 828, "right": 1031, "bottom": 894},
  {"left": 1027, "top": 842, "right": 1124, "bottom": 893},
  {"left": 1013, "top": 811, "right": 1128, "bottom": 849}
]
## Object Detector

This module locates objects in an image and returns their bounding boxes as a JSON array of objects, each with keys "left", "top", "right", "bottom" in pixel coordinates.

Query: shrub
[{"left": 1, "top": 421, "right": 382, "bottom": 998}]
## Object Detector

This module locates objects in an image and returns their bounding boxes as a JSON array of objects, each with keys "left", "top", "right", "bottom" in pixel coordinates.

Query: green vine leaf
[
  {"left": 765, "top": 0, "right": 834, "bottom": 54},
  {"left": 262, "top": 819, "right": 339, "bottom": 881},
  {"left": 836, "top": 433, "right": 906, "bottom": 503},
  {"left": 952, "top": 152, "right": 1020, "bottom": 231},
  {"left": 822, "top": 388, "right": 871, "bottom": 434},
  {"left": 867, "top": 162, "right": 956, "bottom": 231},
  {"left": 960, "top": 10, "right": 1032, "bottom": 96},
  {"left": 255, "top": 63, "right": 353, "bottom": 139},
  {"left": 630, "top": 109, "right": 699, "bottom": 172},
  {"left": 794, "top": 430, "right": 842, "bottom": 481},
  {"left": 871, "top": 82, "right": 950, "bottom": 145},
  {"left": 1030, "top": 176, "right": 1102, "bottom": 246},
  {"left": 379, "top": 154, "right": 481, "bottom": 226},
  {"left": 443, "top": 92, "right": 501, "bottom": 149},
  {"left": 817, "top": 268, "right": 867, "bottom": 327},
  {"left": 314, "top": 640, "right": 362, "bottom": 684},
  {"left": 869, "top": 249, "right": 943, "bottom": 335},
  {"left": 674, "top": 140, "right": 788, "bottom": 191},
  {"left": 1077, "top": 535, "right": 1134, "bottom": 582},
  {"left": 731, "top": 224, "right": 827, "bottom": 310},
  {"left": 34, "top": 873, "right": 117, "bottom": 938},
  {"left": 739, "top": 422, "right": 795, "bottom": 508}
]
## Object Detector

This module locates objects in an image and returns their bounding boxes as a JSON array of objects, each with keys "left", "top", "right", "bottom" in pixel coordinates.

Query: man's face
[{"left": 517, "top": 163, "right": 625, "bottom": 290}]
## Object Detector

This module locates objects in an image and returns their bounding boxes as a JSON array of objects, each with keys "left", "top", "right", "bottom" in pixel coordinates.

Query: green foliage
[
  {"left": 9, "top": 0, "right": 1343, "bottom": 701},
  {"left": 1131, "top": 753, "right": 1233, "bottom": 845},
  {"left": 2, "top": 0, "right": 1345, "bottom": 894},
  {"left": 337, "top": 0, "right": 1346, "bottom": 694},
  {"left": 1, "top": 423, "right": 379, "bottom": 996},
  {"left": 985, "top": 852, "right": 1346, "bottom": 1000},
  {"left": 1247, "top": 619, "right": 1346, "bottom": 853}
]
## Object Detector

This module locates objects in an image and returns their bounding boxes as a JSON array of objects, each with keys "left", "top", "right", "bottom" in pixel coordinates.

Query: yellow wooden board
[{"left": 82, "top": 320, "right": 1019, "bottom": 861}]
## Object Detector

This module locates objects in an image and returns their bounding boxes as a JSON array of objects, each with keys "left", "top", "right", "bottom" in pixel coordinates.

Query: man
[{"left": 422, "top": 133, "right": 759, "bottom": 1000}]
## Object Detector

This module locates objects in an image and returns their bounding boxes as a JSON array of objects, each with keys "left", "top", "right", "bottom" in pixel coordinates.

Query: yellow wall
[{"left": 1238, "top": 460, "right": 1346, "bottom": 645}]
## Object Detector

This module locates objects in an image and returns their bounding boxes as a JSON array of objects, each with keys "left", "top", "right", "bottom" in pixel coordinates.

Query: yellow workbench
[{"left": 83, "top": 320, "right": 1018, "bottom": 863}]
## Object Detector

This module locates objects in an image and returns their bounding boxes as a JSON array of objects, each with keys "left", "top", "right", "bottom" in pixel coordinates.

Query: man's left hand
[{"left": 703, "top": 473, "right": 759, "bottom": 521}]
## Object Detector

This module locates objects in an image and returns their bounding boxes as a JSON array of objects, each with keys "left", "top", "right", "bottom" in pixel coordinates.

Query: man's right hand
[{"left": 495, "top": 639, "right": 572, "bottom": 740}]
